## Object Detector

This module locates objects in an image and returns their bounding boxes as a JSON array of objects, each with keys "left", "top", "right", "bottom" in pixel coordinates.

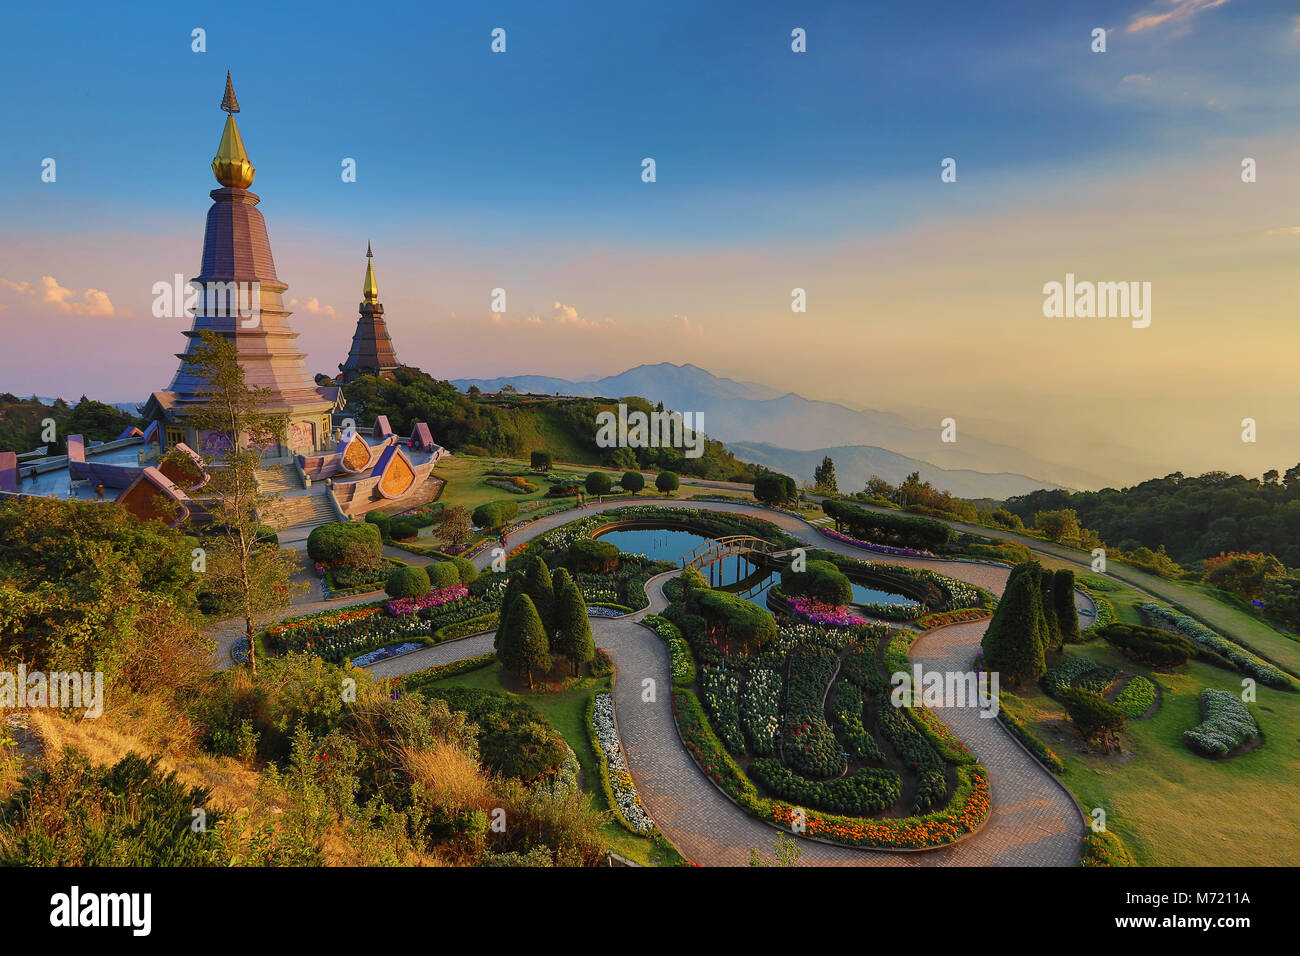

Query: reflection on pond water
[{"left": 594, "top": 526, "right": 914, "bottom": 610}]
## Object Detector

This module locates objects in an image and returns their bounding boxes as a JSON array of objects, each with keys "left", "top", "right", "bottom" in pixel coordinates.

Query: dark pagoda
[{"left": 338, "top": 242, "right": 401, "bottom": 384}]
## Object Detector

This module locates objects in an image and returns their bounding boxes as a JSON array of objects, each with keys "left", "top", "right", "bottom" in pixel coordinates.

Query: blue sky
[
  {"left": 2, "top": 0, "right": 1299, "bottom": 484},
  {"left": 3, "top": 0, "right": 1290, "bottom": 242}
]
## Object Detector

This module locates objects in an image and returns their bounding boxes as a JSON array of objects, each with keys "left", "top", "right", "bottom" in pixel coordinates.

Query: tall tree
[
  {"left": 1039, "top": 567, "right": 1062, "bottom": 651},
  {"left": 981, "top": 569, "right": 1046, "bottom": 683},
  {"left": 436, "top": 505, "right": 473, "bottom": 551},
  {"left": 505, "top": 594, "right": 551, "bottom": 688},
  {"left": 1053, "top": 568, "right": 1081, "bottom": 644},
  {"left": 551, "top": 569, "right": 595, "bottom": 676},
  {"left": 523, "top": 556, "right": 555, "bottom": 631},
  {"left": 182, "top": 331, "right": 304, "bottom": 674},
  {"left": 813, "top": 456, "right": 838, "bottom": 494},
  {"left": 494, "top": 574, "right": 525, "bottom": 655}
]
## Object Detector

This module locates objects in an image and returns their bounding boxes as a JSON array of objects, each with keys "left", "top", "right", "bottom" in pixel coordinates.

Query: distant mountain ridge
[
  {"left": 451, "top": 362, "right": 1095, "bottom": 495},
  {"left": 724, "top": 441, "right": 1065, "bottom": 500}
]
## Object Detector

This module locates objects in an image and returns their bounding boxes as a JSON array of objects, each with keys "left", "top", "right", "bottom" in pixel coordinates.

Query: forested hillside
[
  {"left": 1001, "top": 470, "right": 1300, "bottom": 567},
  {"left": 342, "top": 367, "right": 760, "bottom": 482}
]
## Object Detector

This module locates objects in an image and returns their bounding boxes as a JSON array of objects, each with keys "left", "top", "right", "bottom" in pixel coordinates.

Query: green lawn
[
  {"left": 425, "top": 661, "right": 684, "bottom": 867},
  {"left": 430, "top": 456, "right": 637, "bottom": 516},
  {"left": 1003, "top": 636, "right": 1300, "bottom": 866}
]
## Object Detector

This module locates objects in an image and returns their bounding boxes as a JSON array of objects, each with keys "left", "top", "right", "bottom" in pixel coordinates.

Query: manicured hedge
[
  {"left": 385, "top": 564, "right": 430, "bottom": 599},
  {"left": 472, "top": 499, "right": 519, "bottom": 530},
  {"left": 427, "top": 561, "right": 461, "bottom": 589},
  {"left": 569, "top": 537, "right": 620, "bottom": 573},
  {"left": 306, "top": 521, "right": 382, "bottom": 566},
  {"left": 823, "top": 499, "right": 953, "bottom": 550},
  {"left": 749, "top": 759, "right": 902, "bottom": 816},
  {"left": 1101, "top": 622, "right": 1195, "bottom": 668}
]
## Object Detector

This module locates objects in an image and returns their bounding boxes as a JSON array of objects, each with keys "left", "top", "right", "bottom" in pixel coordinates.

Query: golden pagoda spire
[
  {"left": 212, "top": 72, "right": 255, "bottom": 189},
  {"left": 362, "top": 242, "right": 379, "bottom": 303}
]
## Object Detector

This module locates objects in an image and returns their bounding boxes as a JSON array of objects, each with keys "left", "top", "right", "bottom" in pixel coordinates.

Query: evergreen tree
[
  {"left": 551, "top": 569, "right": 595, "bottom": 675},
  {"left": 511, "top": 594, "right": 552, "bottom": 689},
  {"left": 523, "top": 556, "right": 555, "bottom": 631},
  {"left": 981, "top": 570, "right": 1046, "bottom": 683},
  {"left": 1054, "top": 568, "right": 1081, "bottom": 643},
  {"left": 494, "top": 574, "right": 525, "bottom": 655},
  {"left": 1039, "top": 567, "right": 1062, "bottom": 651},
  {"left": 813, "top": 456, "right": 838, "bottom": 494}
]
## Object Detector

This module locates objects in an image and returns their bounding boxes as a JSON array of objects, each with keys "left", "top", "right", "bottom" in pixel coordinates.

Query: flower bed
[
  {"left": 1079, "top": 829, "right": 1135, "bottom": 866},
  {"left": 829, "top": 680, "right": 885, "bottom": 762},
  {"left": 265, "top": 603, "right": 436, "bottom": 663},
  {"left": 915, "top": 607, "right": 991, "bottom": 629},
  {"left": 749, "top": 759, "right": 902, "bottom": 816},
  {"left": 1141, "top": 603, "right": 1292, "bottom": 689},
  {"left": 591, "top": 692, "right": 654, "bottom": 832},
  {"left": 700, "top": 667, "right": 745, "bottom": 755},
  {"left": 788, "top": 597, "right": 868, "bottom": 628},
  {"left": 783, "top": 644, "right": 845, "bottom": 779},
  {"left": 878, "top": 705, "right": 947, "bottom": 813},
  {"left": 1042, "top": 657, "right": 1104, "bottom": 700},
  {"left": 1184, "top": 689, "right": 1260, "bottom": 757},
  {"left": 858, "top": 599, "right": 925, "bottom": 621},
  {"left": 739, "top": 668, "right": 781, "bottom": 756},
  {"left": 386, "top": 584, "right": 469, "bottom": 617},
  {"left": 351, "top": 641, "right": 423, "bottom": 667},
  {"left": 1113, "top": 675, "right": 1157, "bottom": 719},
  {"left": 767, "top": 764, "right": 990, "bottom": 851}
]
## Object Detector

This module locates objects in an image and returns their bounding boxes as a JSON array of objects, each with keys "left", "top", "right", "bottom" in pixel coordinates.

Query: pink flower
[{"left": 386, "top": 584, "right": 469, "bottom": 617}]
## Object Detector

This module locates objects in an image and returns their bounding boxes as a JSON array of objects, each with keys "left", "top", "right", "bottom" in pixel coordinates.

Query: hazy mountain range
[{"left": 452, "top": 363, "right": 1092, "bottom": 498}]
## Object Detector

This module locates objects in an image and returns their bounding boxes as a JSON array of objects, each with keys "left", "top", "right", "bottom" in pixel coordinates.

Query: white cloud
[
  {"left": 0, "top": 275, "right": 118, "bottom": 316},
  {"left": 1127, "top": 0, "right": 1231, "bottom": 35},
  {"left": 289, "top": 297, "right": 340, "bottom": 319}
]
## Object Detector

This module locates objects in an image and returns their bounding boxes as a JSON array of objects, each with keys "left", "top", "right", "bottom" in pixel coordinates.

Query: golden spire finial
[
  {"left": 362, "top": 242, "right": 379, "bottom": 303},
  {"left": 212, "top": 73, "right": 255, "bottom": 188},
  {"left": 220, "top": 70, "right": 240, "bottom": 113}
]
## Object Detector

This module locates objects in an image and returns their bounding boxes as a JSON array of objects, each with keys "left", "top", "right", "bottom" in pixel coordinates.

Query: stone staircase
[
  {"left": 262, "top": 490, "right": 337, "bottom": 530},
  {"left": 255, "top": 464, "right": 302, "bottom": 494}
]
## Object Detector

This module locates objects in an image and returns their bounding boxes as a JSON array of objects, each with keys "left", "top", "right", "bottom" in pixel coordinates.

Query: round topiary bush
[
  {"left": 655, "top": 470, "right": 679, "bottom": 495},
  {"left": 365, "top": 509, "right": 392, "bottom": 539},
  {"left": 782, "top": 559, "right": 852, "bottom": 606},
  {"left": 620, "top": 470, "right": 645, "bottom": 493},
  {"left": 389, "top": 519, "right": 420, "bottom": 541},
  {"left": 386, "top": 564, "right": 430, "bottom": 599},
  {"left": 307, "top": 521, "right": 382, "bottom": 567},
  {"left": 585, "top": 471, "right": 613, "bottom": 495},
  {"left": 452, "top": 557, "right": 479, "bottom": 585},
  {"left": 428, "top": 561, "right": 461, "bottom": 589},
  {"left": 569, "top": 537, "right": 620, "bottom": 573}
]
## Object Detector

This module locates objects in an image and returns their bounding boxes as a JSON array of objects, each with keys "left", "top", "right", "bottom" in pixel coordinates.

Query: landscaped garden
[
  {"left": 985, "top": 559, "right": 1299, "bottom": 866},
  {"left": 650, "top": 555, "right": 992, "bottom": 850}
]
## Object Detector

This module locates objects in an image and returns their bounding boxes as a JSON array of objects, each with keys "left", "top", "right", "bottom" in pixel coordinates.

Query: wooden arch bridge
[{"left": 681, "top": 535, "right": 793, "bottom": 587}]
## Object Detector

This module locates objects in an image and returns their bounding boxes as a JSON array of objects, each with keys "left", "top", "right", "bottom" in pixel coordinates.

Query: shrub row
[
  {"left": 1100, "top": 622, "right": 1195, "bottom": 668},
  {"left": 877, "top": 705, "right": 947, "bottom": 813},
  {"left": 1140, "top": 604, "right": 1293, "bottom": 689},
  {"left": 829, "top": 680, "right": 886, "bottom": 762},
  {"left": 782, "top": 644, "right": 845, "bottom": 779},
  {"left": 749, "top": 759, "right": 902, "bottom": 817}
]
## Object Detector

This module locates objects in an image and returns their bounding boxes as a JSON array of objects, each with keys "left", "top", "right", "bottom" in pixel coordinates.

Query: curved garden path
[{"left": 364, "top": 497, "right": 1086, "bottom": 866}]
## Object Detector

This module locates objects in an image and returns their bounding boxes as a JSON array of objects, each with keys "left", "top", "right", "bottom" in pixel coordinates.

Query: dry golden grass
[
  {"left": 24, "top": 708, "right": 263, "bottom": 812},
  {"left": 400, "top": 741, "right": 492, "bottom": 812}
]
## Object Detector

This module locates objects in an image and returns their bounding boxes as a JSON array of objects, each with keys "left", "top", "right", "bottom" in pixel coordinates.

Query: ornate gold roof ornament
[{"left": 212, "top": 72, "right": 255, "bottom": 188}]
